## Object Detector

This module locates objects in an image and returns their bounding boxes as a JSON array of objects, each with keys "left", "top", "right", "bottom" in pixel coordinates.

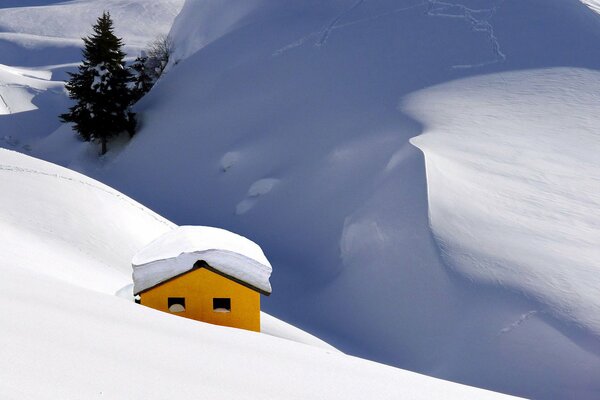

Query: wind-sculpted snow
[
  {"left": 4, "top": 0, "right": 600, "bottom": 398},
  {"left": 55, "top": 1, "right": 600, "bottom": 398},
  {"left": 0, "top": 63, "right": 61, "bottom": 115},
  {"left": 0, "top": 147, "right": 521, "bottom": 400},
  {"left": 407, "top": 67, "right": 600, "bottom": 337}
]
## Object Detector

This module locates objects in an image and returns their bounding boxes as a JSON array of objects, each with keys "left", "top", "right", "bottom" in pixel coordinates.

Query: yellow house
[{"left": 132, "top": 226, "right": 272, "bottom": 332}]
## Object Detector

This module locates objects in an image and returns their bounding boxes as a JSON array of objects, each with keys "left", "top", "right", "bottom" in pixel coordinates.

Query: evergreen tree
[{"left": 60, "top": 12, "right": 136, "bottom": 155}]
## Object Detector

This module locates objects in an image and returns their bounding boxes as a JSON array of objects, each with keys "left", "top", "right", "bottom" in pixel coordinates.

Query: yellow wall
[{"left": 140, "top": 267, "right": 260, "bottom": 332}]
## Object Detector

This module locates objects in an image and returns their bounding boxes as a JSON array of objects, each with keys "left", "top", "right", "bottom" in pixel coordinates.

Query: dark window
[
  {"left": 213, "top": 298, "right": 231, "bottom": 313},
  {"left": 168, "top": 297, "right": 185, "bottom": 313}
]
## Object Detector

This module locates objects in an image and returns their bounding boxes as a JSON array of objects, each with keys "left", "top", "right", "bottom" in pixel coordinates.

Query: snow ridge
[{"left": 0, "top": 161, "right": 171, "bottom": 228}]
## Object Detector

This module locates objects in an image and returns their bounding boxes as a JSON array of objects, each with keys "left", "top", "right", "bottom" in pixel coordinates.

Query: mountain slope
[
  {"left": 0, "top": 148, "right": 518, "bottom": 400},
  {"left": 2, "top": 0, "right": 600, "bottom": 398}
]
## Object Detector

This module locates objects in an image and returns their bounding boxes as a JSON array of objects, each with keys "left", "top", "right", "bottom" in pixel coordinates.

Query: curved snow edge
[{"left": 133, "top": 249, "right": 272, "bottom": 294}]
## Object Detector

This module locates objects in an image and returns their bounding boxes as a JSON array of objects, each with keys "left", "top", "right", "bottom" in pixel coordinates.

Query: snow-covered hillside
[
  {"left": 407, "top": 68, "right": 600, "bottom": 336},
  {"left": 0, "top": 0, "right": 183, "bottom": 151},
  {"left": 2, "top": 0, "right": 600, "bottom": 398},
  {"left": 0, "top": 148, "right": 517, "bottom": 399}
]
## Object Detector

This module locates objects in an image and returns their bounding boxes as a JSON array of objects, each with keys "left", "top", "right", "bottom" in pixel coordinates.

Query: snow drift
[
  {"left": 407, "top": 67, "right": 600, "bottom": 338},
  {"left": 2, "top": 0, "right": 600, "bottom": 398},
  {"left": 0, "top": 148, "right": 521, "bottom": 400}
]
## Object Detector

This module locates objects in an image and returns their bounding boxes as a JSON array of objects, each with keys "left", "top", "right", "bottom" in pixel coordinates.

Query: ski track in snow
[
  {"left": 427, "top": 0, "right": 506, "bottom": 69},
  {"left": 0, "top": 163, "right": 171, "bottom": 228}
]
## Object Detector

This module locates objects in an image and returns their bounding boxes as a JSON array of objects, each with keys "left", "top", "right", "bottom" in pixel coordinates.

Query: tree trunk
[{"left": 101, "top": 138, "right": 107, "bottom": 155}]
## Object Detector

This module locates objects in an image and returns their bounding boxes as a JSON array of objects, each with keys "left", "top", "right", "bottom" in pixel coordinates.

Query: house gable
[
  {"left": 139, "top": 264, "right": 261, "bottom": 331},
  {"left": 135, "top": 260, "right": 271, "bottom": 296}
]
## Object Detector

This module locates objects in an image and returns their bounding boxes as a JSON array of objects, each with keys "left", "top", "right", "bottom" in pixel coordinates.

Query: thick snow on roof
[{"left": 132, "top": 226, "right": 272, "bottom": 295}]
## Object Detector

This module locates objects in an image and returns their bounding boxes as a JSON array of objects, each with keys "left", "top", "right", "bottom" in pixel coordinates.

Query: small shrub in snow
[
  {"left": 130, "top": 34, "right": 174, "bottom": 102},
  {"left": 145, "top": 34, "right": 174, "bottom": 81}
]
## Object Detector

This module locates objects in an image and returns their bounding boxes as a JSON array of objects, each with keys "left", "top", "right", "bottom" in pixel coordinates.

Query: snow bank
[
  {"left": 406, "top": 67, "right": 600, "bottom": 337},
  {"left": 0, "top": 147, "right": 518, "bottom": 400},
  {"left": 0, "top": 148, "right": 173, "bottom": 292},
  {"left": 5, "top": 0, "right": 600, "bottom": 398},
  {"left": 133, "top": 225, "right": 272, "bottom": 294},
  {"left": 0, "top": 63, "right": 61, "bottom": 114}
]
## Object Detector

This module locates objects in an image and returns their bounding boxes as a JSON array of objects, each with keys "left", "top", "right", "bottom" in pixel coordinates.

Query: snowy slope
[
  {"left": 0, "top": 0, "right": 183, "bottom": 151},
  {"left": 407, "top": 67, "right": 600, "bottom": 336},
  {"left": 0, "top": 0, "right": 184, "bottom": 58},
  {"left": 71, "top": 2, "right": 600, "bottom": 398},
  {"left": 3, "top": 0, "right": 600, "bottom": 398},
  {"left": 583, "top": 0, "right": 600, "bottom": 13},
  {"left": 0, "top": 148, "right": 517, "bottom": 399}
]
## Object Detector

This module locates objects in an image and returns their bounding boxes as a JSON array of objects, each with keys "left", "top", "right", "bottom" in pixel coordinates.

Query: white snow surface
[
  {"left": 4, "top": 0, "right": 600, "bottom": 398},
  {"left": 406, "top": 67, "right": 600, "bottom": 336},
  {"left": 582, "top": 0, "right": 600, "bottom": 13},
  {"left": 0, "top": 63, "right": 62, "bottom": 115},
  {"left": 133, "top": 225, "right": 272, "bottom": 294},
  {"left": 0, "top": 0, "right": 184, "bottom": 50},
  {"left": 0, "top": 149, "right": 519, "bottom": 400}
]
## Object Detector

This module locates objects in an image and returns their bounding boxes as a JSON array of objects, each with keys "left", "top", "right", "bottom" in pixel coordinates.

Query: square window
[
  {"left": 168, "top": 297, "right": 185, "bottom": 313},
  {"left": 213, "top": 298, "right": 231, "bottom": 313}
]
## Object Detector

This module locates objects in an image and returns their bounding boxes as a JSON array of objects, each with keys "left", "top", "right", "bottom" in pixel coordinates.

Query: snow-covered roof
[{"left": 132, "top": 226, "right": 272, "bottom": 295}]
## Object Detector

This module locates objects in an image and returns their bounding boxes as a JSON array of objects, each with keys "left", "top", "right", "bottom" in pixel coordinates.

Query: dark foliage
[{"left": 60, "top": 12, "right": 136, "bottom": 155}]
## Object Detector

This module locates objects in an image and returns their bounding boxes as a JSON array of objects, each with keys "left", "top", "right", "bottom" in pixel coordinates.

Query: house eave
[{"left": 134, "top": 260, "right": 271, "bottom": 296}]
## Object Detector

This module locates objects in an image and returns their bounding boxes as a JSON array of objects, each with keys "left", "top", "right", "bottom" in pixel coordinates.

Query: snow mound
[
  {"left": 5, "top": 0, "right": 600, "bottom": 398},
  {"left": 133, "top": 225, "right": 272, "bottom": 294},
  {"left": 0, "top": 148, "right": 519, "bottom": 400},
  {"left": 407, "top": 67, "right": 600, "bottom": 336},
  {"left": 0, "top": 148, "right": 174, "bottom": 292},
  {"left": 0, "top": 63, "right": 61, "bottom": 114}
]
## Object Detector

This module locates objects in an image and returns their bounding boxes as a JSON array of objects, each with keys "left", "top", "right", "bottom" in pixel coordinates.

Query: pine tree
[{"left": 60, "top": 12, "right": 136, "bottom": 155}]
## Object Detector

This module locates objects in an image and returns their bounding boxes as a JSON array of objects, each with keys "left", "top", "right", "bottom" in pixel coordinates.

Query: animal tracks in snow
[
  {"left": 0, "top": 162, "right": 171, "bottom": 227},
  {"left": 274, "top": 0, "right": 506, "bottom": 70},
  {"left": 315, "top": 0, "right": 365, "bottom": 47},
  {"left": 273, "top": 1, "right": 427, "bottom": 56},
  {"left": 427, "top": 0, "right": 506, "bottom": 69}
]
